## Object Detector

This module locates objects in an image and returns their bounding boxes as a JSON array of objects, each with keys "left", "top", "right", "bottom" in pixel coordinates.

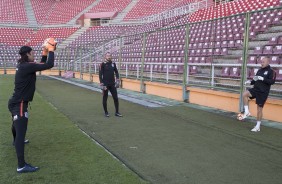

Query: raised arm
[
  {"left": 26, "top": 52, "right": 54, "bottom": 73},
  {"left": 40, "top": 48, "right": 48, "bottom": 63}
]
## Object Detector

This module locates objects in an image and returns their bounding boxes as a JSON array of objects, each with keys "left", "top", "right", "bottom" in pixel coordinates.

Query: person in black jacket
[
  {"left": 99, "top": 52, "right": 122, "bottom": 117},
  {"left": 8, "top": 38, "right": 56, "bottom": 173},
  {"left": 242, "top": 56, "right": 276, "bottom": 132}
]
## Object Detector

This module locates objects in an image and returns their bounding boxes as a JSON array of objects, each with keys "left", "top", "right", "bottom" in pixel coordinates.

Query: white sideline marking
[{"left": 79, "top": 127, "right": 119, "bottom": 161}]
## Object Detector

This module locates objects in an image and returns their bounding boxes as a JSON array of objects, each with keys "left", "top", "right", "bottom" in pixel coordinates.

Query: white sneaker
[
  {"left": 251, "top": 126, "right": 260, "bottom": 132},
  {"left": 242, "top": 112, "right": 251, "bottom": 120}
]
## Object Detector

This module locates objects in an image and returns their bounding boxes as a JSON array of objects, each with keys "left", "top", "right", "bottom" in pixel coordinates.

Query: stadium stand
[
  {"left": 111, "top": 7, "right": 281, "bottom": 76},
  {"left": 0, "top": 0, "right": 28, "bottom": 24},
  {"left": 0, "top": 0, "right": 281, "bottom": 83},
  {"left": 0, "top": 28, "right": 33, "bottom": 46},
  {"left": 124, "top": 0, "right": 194, "bottom": 20},
  {"left": 28, "top": 27, "right": 78, "bottom": 46},
  {"left": 0, "top": 27, "right": 79, "bottom": 67},
  {"left": 87, "top": 0, "right": 131, "bottom": 13},
  {"left": 0, "top": 27, "right": 78, "bottom": 46},
  {"left": 30, "top": 0, "right": 94, "bottom": 24},
  {"left": 189, "top": 0, "right": 280, "bottom": 22},
  {"left": 69, "top": 25, "right": 136, "bottom": 48}
]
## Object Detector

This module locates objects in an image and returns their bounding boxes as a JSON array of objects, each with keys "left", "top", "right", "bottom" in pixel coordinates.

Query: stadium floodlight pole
[
  {"left": 62, "top": 48, "right": 65, "bottom": 72},
  {"left": 58, "top": 49, "right": 62, "bottom": 76},
  {"left": 79, "top": 47, "right": 83, "bottom": 79},
  {"left": 94, "top": 53, "right": 97, "bottom": 74},
  {"left": 183, "top": 24, "right": 190, "bottom": 102},
  {"left": 74, "top": 47, "right": 78, "bottom": 73},
  {"left": 140, "top": 32, "right": 147, "bottom": 93},
  {"left": 67, "top": 47, "right": 70, "bottom": 71},
  {"left": 65, "top": 48, "right": 68, "bottom": 72},
  {"left": 3, "top": 47, "right": 7, "bottom": 74},
  {"left": 239, "top": 12, "right": 251, "bottom": 112},
  {"left": 89, "top": 53, "right": 92, "bottom": 82},
  {"left": 210, "top": 18, "right": 216, "bottom": 88},
  {"left": 118, "top": 37, "right": 122, "bottom": 76}
]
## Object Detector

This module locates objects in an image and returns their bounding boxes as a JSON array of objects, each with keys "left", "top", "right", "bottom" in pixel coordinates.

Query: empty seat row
[{"left": 253, "top": 45, "right": 282, "bottom": 55}]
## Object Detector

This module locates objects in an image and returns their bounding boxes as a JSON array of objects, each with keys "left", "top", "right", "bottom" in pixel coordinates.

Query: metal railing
[
  {"left": 1, "top": 6, "right": 282, "bottom": 109},
  {"left": 140, "top": 0, "right": 208, "bottom": 24}
]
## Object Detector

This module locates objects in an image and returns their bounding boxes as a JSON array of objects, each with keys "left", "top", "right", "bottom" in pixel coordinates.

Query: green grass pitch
[
  {"left": 1, "top": 75, "right": 282, "bottom": 184},
  {"left": 0, "top": 75, "right": 147, "bottom": 184}
]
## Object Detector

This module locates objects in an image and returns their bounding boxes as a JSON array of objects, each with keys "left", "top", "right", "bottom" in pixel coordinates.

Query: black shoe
[
  {"left": 115, "top": 113, "right": 123, "bottom": 117},
  {"left": 17, "top": 163, "right": 39, "bottom": 173},
  {"left": 105, "top": 113, "right": 110, "bottom": 117},
  {"left": 13, "top": 139, "right": 29, "bottom": 146}
]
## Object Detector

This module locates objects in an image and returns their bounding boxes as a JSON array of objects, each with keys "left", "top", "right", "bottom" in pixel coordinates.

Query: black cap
[{"left": 19, "top": 46, "right": 32, "bottom": 55}]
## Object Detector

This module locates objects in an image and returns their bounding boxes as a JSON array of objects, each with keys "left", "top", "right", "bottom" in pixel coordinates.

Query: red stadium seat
[
  {"left": 263, "top": 46, "right": 273, "bottom": 55},
  {"left": 220, "top": 67, "right": 230, "bottom": 77},
  {"left": 268, "top": 37, "right": 279, "bottom": 45},
  {"left": 229, "top": 67, "right": 240, "bottom": 78},
  {"left": 190, "top": 66, "right": 198, "bottom": 75},
  {"left": 253, "top": 46, "right": 263, "bottom": 55},
  {"left": 248, "top": 56, "right": 257, "bottom": 64},
  {"left": 273, "top": 45, "right": 282, "bottom": 55},
  {"left": 270, "top": 56, "right": 280, "bottom": 64}
]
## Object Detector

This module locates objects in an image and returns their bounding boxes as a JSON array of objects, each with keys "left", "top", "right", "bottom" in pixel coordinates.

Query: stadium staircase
[
  {"left": 24, "top": 0, "right": 37, "bottom": 27},
  {"left": 249, "top": 24, "right": 282, "bottom": 53},
  {"left": 213, "top": 21, "right": 282, "bottom": 64},
  {"left": 67, "top": 0, "right": 103, "bottom": 25},
  {"left": 111, "top": 0, "right": 140, "bottom": 24},
  {"left": 57, "top": 27, "right": 88, "bottom": 50}
]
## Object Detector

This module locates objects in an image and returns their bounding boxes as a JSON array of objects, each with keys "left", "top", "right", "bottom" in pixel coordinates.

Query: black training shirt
[
  {"left": 99, "top": 60, "right": 119, "bottom": 86},
  {"left": 251, "top": 65, "right": 276, "bottom": 93},
  {"left": 9, "top": 52, "right": 54, "bottom": 103}
]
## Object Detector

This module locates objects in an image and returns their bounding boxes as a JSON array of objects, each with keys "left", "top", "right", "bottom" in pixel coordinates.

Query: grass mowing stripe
[
  {"left": 76, "top": 125, "right": 148, "bottom": 182},
  {"left": 35, "top": 76, "right": 282, "bottom": 184},
  {"left": 0, "top": 75, "right": 147, "bottom": 184}
]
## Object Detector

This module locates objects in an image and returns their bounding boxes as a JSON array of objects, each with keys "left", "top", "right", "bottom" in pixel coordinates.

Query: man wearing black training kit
[
  {"left": 242, "top": 56, "right": 276, "bottom": 132},
  {"left": 8, "top": 38, "right": 56, "bottom": 173},
  {"left": 99, "top": 52, "right": 122, "bottom": 117}
]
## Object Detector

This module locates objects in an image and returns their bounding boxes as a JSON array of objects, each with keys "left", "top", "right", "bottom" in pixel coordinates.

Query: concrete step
[
  {"left": 111, "top": 0, "right": 139, "bottom": 23},
  {"left": 213, "top": 58, "right": 239, "bottom": 63},
  {"left": 57, "top": 27, "right": 88, "bottom": 49},
  {"left": 248, "top": 40, "right": 269, "bottom": 48},
  {"left": 268, "top": 25, "right": 282, "bottom": 32},
  {"left": 24, "top": 0, "right": 37, "bottom": 26},
  {"left": 229, "top": 50, "right": 243, "bottom": 55},
  {"left": 254, "top": 23, "right": 282, "bottom": 41}
]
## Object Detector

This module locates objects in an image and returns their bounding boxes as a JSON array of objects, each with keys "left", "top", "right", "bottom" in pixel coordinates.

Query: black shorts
[
  {"left": 248, "top": 88, "right": 268, "bottom": 107},
  {"left": 8, "top": 99, "right": 28, "bottom": 117}
]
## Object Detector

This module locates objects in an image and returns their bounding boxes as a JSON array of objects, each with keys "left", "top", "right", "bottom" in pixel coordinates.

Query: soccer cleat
[
  {"left": 241, "top": 112, "right": 251, "bottom": 120},
  {"left": 17, "top": 163, "right": 39, "bottom": 173},
  {"left": 115, "top": 113, "right": 123, "bottom": 117},
  {"left": 251, "top": 126, "right": 260, "bottom": 132},
  {"left": 13, "top": 139, "right": 29, "bottom": 146},
  {"left": 105, "top": 113, "right": 110, "bottom": 117}
]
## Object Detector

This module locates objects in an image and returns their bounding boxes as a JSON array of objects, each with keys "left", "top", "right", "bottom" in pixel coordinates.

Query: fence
[{"left": 1, "top": 6, "right": 282, "bottom": 111}]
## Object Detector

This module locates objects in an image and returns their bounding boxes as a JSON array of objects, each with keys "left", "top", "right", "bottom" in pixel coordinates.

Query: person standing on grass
[
  {"left": 7, "top": 38, "right": 56, "bottom": 173},
  {"left": 242, "top": 56, "right": 276, "bottom": 132},
  {"left": 99, "top": 52, "right": 122, "bottom": 117}
]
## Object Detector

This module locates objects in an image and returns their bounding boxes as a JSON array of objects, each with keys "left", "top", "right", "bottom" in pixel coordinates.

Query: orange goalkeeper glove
[{"left": 42, "top": 38, "right": 57, "bottom": 52}]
